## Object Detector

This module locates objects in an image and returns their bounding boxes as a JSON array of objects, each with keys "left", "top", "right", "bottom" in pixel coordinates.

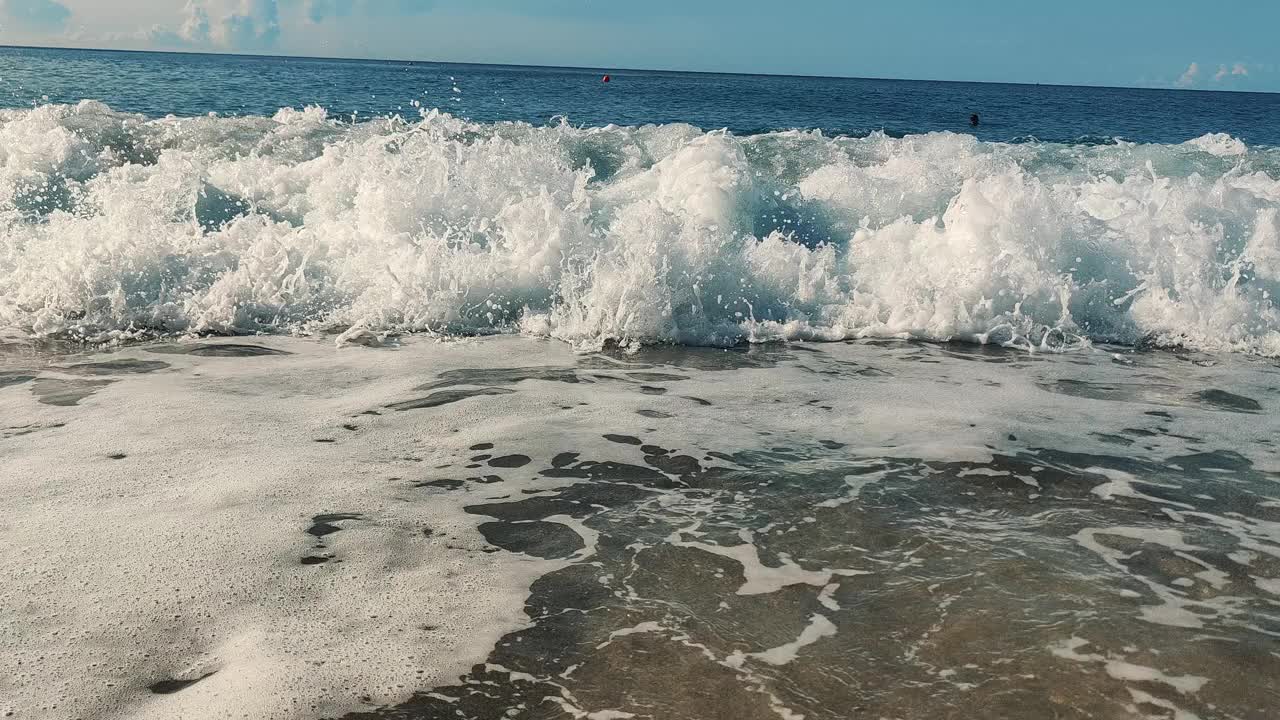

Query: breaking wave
[{"left": 3, "top": 100, "right": 1280, "bottom": 355}]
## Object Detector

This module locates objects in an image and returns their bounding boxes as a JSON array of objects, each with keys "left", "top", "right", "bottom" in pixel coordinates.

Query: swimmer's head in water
[{"left": 970, "top": 114, "right": 980, "bottom": 127}]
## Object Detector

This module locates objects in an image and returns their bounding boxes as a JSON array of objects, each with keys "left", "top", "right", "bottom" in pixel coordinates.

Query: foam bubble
[
  {"left": 1182, "top": 132, "right": 1249, "bottom": 157},
  {"left": 0, "top": 337, "right": 563, "bottom": 719},
  {"left": 1, "top": 103, "right": 1279, "bottom": 355}
]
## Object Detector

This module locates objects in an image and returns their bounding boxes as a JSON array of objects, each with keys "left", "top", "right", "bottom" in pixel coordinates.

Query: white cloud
[
  {"left": 0, "top": 0, "right": 72, "bottom": 31},
  {"left": 141, "top": 0, "right": 435, "bottom": 51},
  {"left": 174, "top": 0, "right": 211, "bottom": 43},
  {"left": 216, "top": 0, "right": 280, "bottom": 49},
  {"left": 299, "top": 0, "right": 435, "bottom": 23},
  {"left": 148, "top": 0, "right": 279, "bottom": 51},
  {"left": 1176, "top": 62, "right": 1200, "bottom": 88},
  {"left": 300, "top": 0, "right": 348, "bottom": 22},
  {"left": 1211, "top": 62, "right": 1251, "bottom": 84}
]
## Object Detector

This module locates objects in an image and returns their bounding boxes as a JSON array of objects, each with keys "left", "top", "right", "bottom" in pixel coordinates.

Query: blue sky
[{"left": 0, "top": 0, "right": 1276, "bottom": 91}]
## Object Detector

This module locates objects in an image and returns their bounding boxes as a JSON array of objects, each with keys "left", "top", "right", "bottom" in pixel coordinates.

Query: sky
[{"left": 0, "top": 0, "right": 1276, "bottom": 91}]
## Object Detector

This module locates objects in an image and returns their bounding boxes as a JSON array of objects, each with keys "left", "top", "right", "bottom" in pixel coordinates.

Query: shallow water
[{"left": 2, "top": 336, "right": 1278, "bottom": 719}]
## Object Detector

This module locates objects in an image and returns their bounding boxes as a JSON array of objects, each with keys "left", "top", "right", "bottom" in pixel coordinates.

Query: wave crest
[{"left": 2, "top": 101, "right": 1279, "bottom": 355}]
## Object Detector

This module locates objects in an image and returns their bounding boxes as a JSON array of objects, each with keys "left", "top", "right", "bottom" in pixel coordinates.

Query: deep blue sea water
[{"left": 2, "top": 44, "right": 1279, "bottom": 144}]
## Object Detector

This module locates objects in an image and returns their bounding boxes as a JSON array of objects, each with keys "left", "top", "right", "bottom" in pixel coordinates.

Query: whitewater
[{"left": 3, "top": 100, "right": 1279, "bottom": 355}]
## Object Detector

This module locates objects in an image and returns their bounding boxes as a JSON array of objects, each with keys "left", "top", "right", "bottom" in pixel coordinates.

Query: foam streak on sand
[
  {"left": 2, "top": 336, "right": 1280, "bottom": 719},
  {"left": 668, "top": 528, "right": 836, "bottom": 595},
  {"left": 0, "top": 339, "right": 561, "bottom": 719},
  {"left": 2, "top": 102, "right": 1280, "bottom": 354}
]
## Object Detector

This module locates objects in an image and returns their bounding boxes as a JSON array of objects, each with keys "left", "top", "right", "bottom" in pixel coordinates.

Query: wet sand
[{"left": 2, "top": 336, "right": 1278, "bottom": 719}]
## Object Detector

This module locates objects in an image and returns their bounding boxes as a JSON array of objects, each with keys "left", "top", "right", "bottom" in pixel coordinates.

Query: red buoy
[{"left": 602, "top": 75, "right": 611, "bottom": 83}]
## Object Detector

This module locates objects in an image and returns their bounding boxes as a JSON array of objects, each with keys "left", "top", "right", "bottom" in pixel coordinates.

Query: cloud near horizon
[
  {"left": 0, "top": 0, "right": 71, "bottom": 31},
  {"left": 301, "top": 0, "right": 435, "bottom": 23},
  {"left": 1176, "top": 62, "right": 1200, "bottom": 87},
  {"left": 143, "top": 1, "right": 278, "bottom": 51},
  {"left": 141, "top": 0, "right": 438, "bottom": 51},
  {"left": 1182, "top": 60, "right": 1252, "bottom": 87}
]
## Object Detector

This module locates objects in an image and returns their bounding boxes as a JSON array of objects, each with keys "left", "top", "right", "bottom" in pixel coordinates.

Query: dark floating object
[
  {"left": 603, "top": 434, "right": 642, "bottom": 446},
  {"left": 647, "top": 452, "right": 701, "bottom": 479},
  {"left": 417, "top": 367, "right": 580, "bottom": 391},
  {"left": 1092, "top": 432, "right": 1135, "bottom": 446},
  {"left": 1122, "top": 427, "right": 1158, "bottom": 438},
  {"left": 626, "top": 372, "right": 689, "bottom": 382},
  {"left": 388, "top": 387, "right": 515, "bottom": 411},
  {"left": 538, "top": 460, "right": 673, "bottom": 487},
  {"left": 602, "top": 75, "right": 611, "bottom": 83},
  {"left": 416, "top": 479, "right": 465, "bottom": 491},
  {"left": 0, "top": 372, "right": 36, "bottom": 389},
  {"left": 1194, "top": 389, "right": 1263, "bottom": 413},
  {"left": 970, "top": 113, "right": 980, "bottom": 127},
  {"left": 31, "top": 378, "right": 115, "bottom": 407},
  {"left": 57, "top": 360, "right": 171, "bottom": 375},
  {"left": 149, "top": 672, "right": 217, "bottom": 695},
  {"left": 300, "top": 556, "right": 330, "bottom": 565},
  {"left": 551, "top": 452, "right": 580, "bottom": 467},
  {"left": 306, "top": 513, "right": 362, "bottom": 538},
  {"left": 478, "top": 521, "right": 584, "bottom": 560},
  {"left": 488, "top": 454, "right": 532, "bottom": 469},
  {"left": 1037, "top": 379, "right": 1262, "bottom": 414},
  {"left": 107, "top": 453, "right": 128, "bottom": 460},
  {"left": 146, "top": 343, "right": 291, "bottom": 357}
]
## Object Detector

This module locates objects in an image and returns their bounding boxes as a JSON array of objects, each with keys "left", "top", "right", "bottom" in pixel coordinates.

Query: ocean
[{"left": 1, "top": 46, "right": 1278, "bottom": 720}]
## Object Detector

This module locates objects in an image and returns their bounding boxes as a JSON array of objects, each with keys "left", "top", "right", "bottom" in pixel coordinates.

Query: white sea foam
[
  {"left": 1182, "top": 132, "right": 1249, "bottom": 157},
  {"left": 0, "top": 337, "right": 575, "bottom": 720},
  {"left": 737, "top": 614, "right": 838, "bottom": 667},
  {"left": 1049, "top": 637, "right": 1208, "bottom": 696},
  {"left": 2, "top": 101, "right": 1279, "bottom": 354},
  {"left": 668, "top": 530, "right": 836, "bottom": 595},
  {"left": 3, "top": 333, "right": 1278, "bottom": 718}
]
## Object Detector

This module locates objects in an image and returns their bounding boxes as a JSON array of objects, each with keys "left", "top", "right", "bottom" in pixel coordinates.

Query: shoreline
[{"left": 2, "top": 335, "right": 1278, "bottom": 718}]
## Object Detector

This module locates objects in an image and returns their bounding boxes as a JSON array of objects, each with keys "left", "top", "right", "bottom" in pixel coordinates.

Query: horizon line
[{"left": 0, "top": 42, "right": 1274, "bottom": 96}]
